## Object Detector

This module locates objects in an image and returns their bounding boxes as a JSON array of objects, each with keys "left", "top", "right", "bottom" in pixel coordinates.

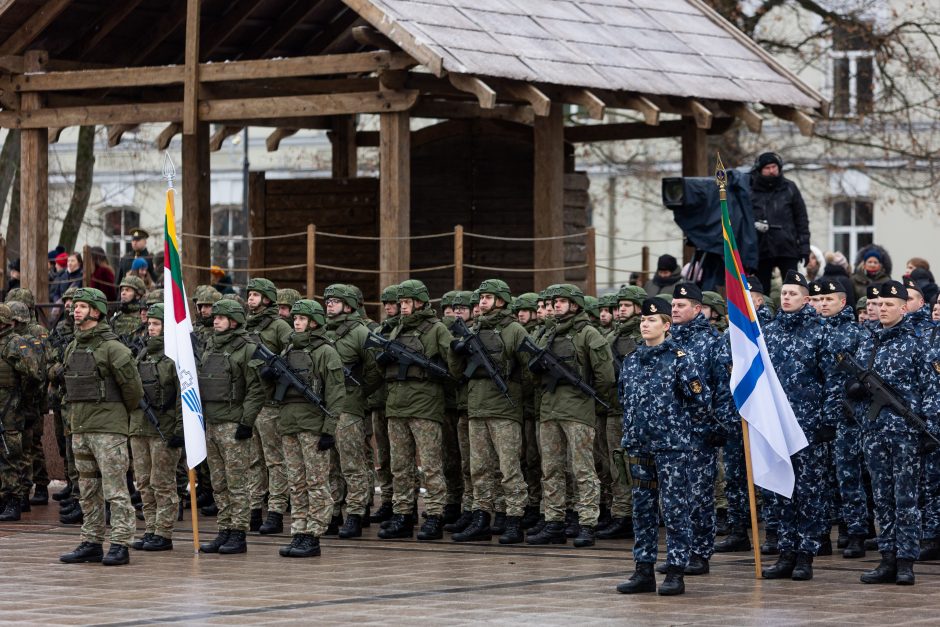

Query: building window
[
  {"left": 830, "top": 23, "right": 875, "bottom": 118},
  {"left": 211, "top": 206, "right": 248, "bottom": 288},
  {"left": 103, "top": 207, "right": 140, "bottom": 265},
  {"left": 831, "top": 198, "right": 874, "bottom": 262}
]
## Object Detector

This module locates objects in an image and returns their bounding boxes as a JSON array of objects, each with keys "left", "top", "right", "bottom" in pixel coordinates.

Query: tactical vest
[
  {"left": 281, "top": 337, "right": 328, "bottom": 403},
  {"left": 139, "top": 358, "right": 175, "bottom": 411},
  {"left": 331, "top": 319, "right": 365, "bottom": 382},
  {"left": 247, "top": 315, "right": 273, "bottom": 347},
  {"left": 198, "top": 335, "right": 247, "bottom": 402},
  {"left": 385, "top": 319, "right": 436, "bottom": 382},
  {"left": 64, "top": 349, "right": 123, "bottom": 403},
  {"left": 610, "top": 333, "right": 637, "bottom": 369},
  {"left": 546, "top": 319, "right": 591, "bottom": 387},
  {"left": 474, "top": 318, "right": 518, "bottom": 381},
  {"left": 0, "top": 337, "right": 18, "bottom": 388}
]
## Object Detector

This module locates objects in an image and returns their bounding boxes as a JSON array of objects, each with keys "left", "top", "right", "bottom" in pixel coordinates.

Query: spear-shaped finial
[
  {"left": 163, "top": 151, "right": 176, "bottom": 188},
  {"left": 715, "top": 152, "right": 727, "bottom": 199}
]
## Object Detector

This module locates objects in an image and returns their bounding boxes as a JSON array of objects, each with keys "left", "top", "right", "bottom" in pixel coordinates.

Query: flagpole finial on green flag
[
  {"left": 163, "top": 151, "right": 176, "bottom": 187},
  {"left": 715, "top": 152, "right": 727, "bottom": 199}
]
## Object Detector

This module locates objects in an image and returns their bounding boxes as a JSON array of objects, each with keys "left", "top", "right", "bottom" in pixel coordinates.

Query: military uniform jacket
[
  {"left": 440, "top": 316, "right": 466, "bottom": 413},
  {"left": 535, "top": 311, "right": 615, "bottom": 427},
  {"left": 670, "top": 313, "right": 732, "bottom": 444},
  {"left": 63, "top": 322, "right": 143, "bottom": 435},
  {"left": 447, "top": 308, "right": 528, "bottom": 422},
  {"left": 907, "top": 305, "right": 934, "bottom": 337},
  {"left": 0, "top": 329, "right": 44, "bottom": 430},
  {"left": 324, "top": 313, "right": 381, "bottom": 419},
  {"left": 823, "top": 305, "right": 865, "bottom": 425},
  {"left": 197, "top": 329, "right": 264, "bottom": 427},
  {"left": 131, "top": 336, "right": 183, "bottom": 439},
  {"left": 111, "top": 304, "right": 144, "bottom": 339},
  {"left": 366, "top": 315, "right": 398, "bottom": 411},
  {"left": 276, "top": 328, "right": 345, "bottom": 436},
  {"left": 605, "top": 318, "right": 640, "bottom": 420},
  {"left": 521, "top": 319, "right": 540, "bottom": 420},
  {"left": 384, "top": 307, "right": 451, "bottom": 422},
  {"left": 246, "top": 305, "right": 293, "bottom": 404},
  {"left": 620, "top": 336, "right": 711, "bottom": 452},
  {"left": 16, "top": 320, "right": 49, "bottom": 414}
]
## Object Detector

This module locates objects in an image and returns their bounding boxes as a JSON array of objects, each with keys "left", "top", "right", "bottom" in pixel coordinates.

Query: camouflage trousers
[
  {"left": 688, "top": 447, "right": 718, "bottom": 560},
  {"left": 25, "top": 413, "right": 48, "bottom": 491},
  {"left": 329, "top": 448, "right": 346, "bottom": 516},
  {"left": 130, "top": 435, "right": 182, "bottom": 538},
  {"left": 0, "top": 429, "right": 22, "bottom": 498},
  {"left": 630, "top": 450, "right": 691, "bottom": 567},
  {"left": 522, "top": 418, "right": 541, "bottom": 507},
  {"left": 540, "top": 420, "right": 599, "bottom": 526},
  {"left": 775, "top": 443, "right": 829, "bottom": 556},
  {"left": 722, "top": 422, "right": 751, "bottom": 530},
  {"left": 469, "top": 418, "right": 527, "bottom": 517},
  {"left": 372, "top": 409, "right": 393, "bottom": 504},
  {"left": 457, "top": 414, "right": 472, "bottom": 511},
  {"left": 714, "top": 448, "right": 727, "bottom": 510},
  {"left": 835, "top": 423, "right": 870, "bottom": 536},
  {"left": 206, "top": 422, "right": 252, "bottom": 532},
  {"left": 250, "top": 405, "right": 288, "bottom": 513},
  {"left": 17, "top": 412, "right": 38, "bottom": 496},
  {"left": 442, "top": 410, "right": 464, "bottom": 507},
  {"left": 282, "top": 431, "right": 333, "bottom": 536},
  {"left": 65, "top": 433, "right": 79, "bottom": 496},
  {"left": 921, "top": 449, "right": 940, "bottom": 539},
  {"left": 605, "top": 414, "right": 631, "bottom": 518},
  {"left": 73, "top": 432, "right": 135, "bottom": 546},
  {"left": 594, "top": 411, "right": 611, "bottom": 510},
  {"left": 864, "top": 430, "right": 922, "bottom": 560},
  {"left": 335, "top": 412, "right": 371, "bottom": 516},
  {"left": 388, "top": 417, "right": 446, "bottom": 516}
]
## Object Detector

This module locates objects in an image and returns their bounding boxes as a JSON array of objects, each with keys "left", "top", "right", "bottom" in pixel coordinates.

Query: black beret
[
  {"left": 880, "top": 280, "right": 908, "bottom": 301},
  {"left": 816, "top": 280, "right": 843, "bottom": 296},
  {"left": 746, "top": 275, "right": 764, "bottom": 294},
  {"left": 641, "top": 297, "right": 671, "bottom": 316},
  {"left": 809, "top": 281, "right": 823, "bottom": 295},
  {"left": 904, "top": 278, "right": 922, "bottom": 295},
  {"left": 866, "top": 284, "right": 881, "bottom": 299},
  {"left": 672, "top": 282, "right": 703, "bottom": 302},
  {"left": 782, "top": 270, "right": 808, "bottom": 289}
]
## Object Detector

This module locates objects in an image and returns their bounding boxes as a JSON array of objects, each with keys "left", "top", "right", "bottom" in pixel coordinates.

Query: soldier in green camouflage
[
  {"left": 0, "top": 304, "right": 44, "bottom": 521},
  {"left": 277, "top": 300, "right": 345, "bottom": 558},
  {"left": 702, "top": 291, "right": 729, "bottom": 333},
  {"left": 439, "top": 291, "right": 466, "bottom": 525},
  {"left": 367, "top": 285, "right": 400, "bottom": 523},
  {"left": 276, "top": 288, "right": 302, "bottom": 320},
  {"left": 244, "top": 277, "right": 293, "bottom": 535},
  {"left": 130, "top": 303, "right": 184, "bottom": 552},
  {"left": 110, "top": 276, "right": 148, "bottom": 339},
  {"left": 442, "top": 290, "right": 475, "bottom": 534},
  {"left": 598, "top": 293, "right": 618, "bottom": 334},
  {"left": 197, "top": 299, "right": 265, "bottom": 555},
  {"left": 50, "top": 287, "right": 78, "bottom": 510},
  {"left": 59, "top": 288, "right": 144, "bottom": 566},
  {"left": 192, "top": 285, "right": 222, "bottom": 348},
  {"left": 511, "top": 292, "right": 542, "bottom": 527}
]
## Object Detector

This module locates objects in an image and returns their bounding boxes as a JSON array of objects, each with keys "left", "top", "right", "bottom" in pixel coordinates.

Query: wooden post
[
  {"left": 0, "top": 236, "right": 6, "bottom": 293},
  {"left": 585, "top": 226, "right": 596, "bottom": 296},
  {"left": 641, "top": 245, "right": 650, "bottom": 287},
  {"left": 181, "top": 123, "right": 211, "bottom": 293},
  {"left": 82, "top": 244, "right": 92, "bottom": 288},
  {"left": 306, "top": 223, "right": 316, "bottom": 298},
  {"left": 20, "top": 50, "right": 48, "bottom": 304},
  {"left": 533, "top": 103, "right": 565, "bottom": 291},
  {"left": 331, "top": 115, "right": 358, "bottom": 179},
  {"left": 681, "top": 116, "right": 707, "bottom": 267},
  {"left": 453, "top": 224, "right": 463, "bottom": 290},
  {"left": 379, "top": 111, "right": 410, "bottom": 288},
  {"left": 183, "top": 0, "right": 201, "bottom": 135}
]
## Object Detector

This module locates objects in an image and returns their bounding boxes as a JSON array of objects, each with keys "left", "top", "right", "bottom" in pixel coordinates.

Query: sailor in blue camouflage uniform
[
  {"left": 904, "top": 278, "right": 934, "bottom": 336},
  {"left": 747, "top": 276, "right": 775, "bottom": 325},
  {"left": 815, "top": 279, "right": 870, "bottom": 559},
  {"left": 761, "top": 270, "right": 840, "bottom": 581},
  {"left": 616, "top": 297, "right": 711, "bottom": 597},
  {"left": 862, "top": 285, "right": 882, "bottom": 334},
  {"left": 852, "top": 280, "right": 940, "bottom": 585}
]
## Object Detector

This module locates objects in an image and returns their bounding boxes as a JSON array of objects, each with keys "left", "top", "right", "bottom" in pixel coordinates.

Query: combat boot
[
  {"left": 417, "top": 515, "right": 443, "bottom": 541},
  {"left": 817, "top": 534, "right": 833, "bottom": 556},
  {"left": 837, "top": 521, "right": 849, "bottom": 549},
  {"left": 521, "top": 505, "right": 540, "bottom": 530},
  {"left": 339, "top": 514, "right": 363, "bottom": 539},
  {"left": 843, "top": 535, "right": 867, "bottom": 559},
  {"left": 143, "top": 535, "right": 173, "bottom": 551},
  {"left": 20, "top": 495, "right": 30, "bottom": 513},
  {"left": 200, "top": 502, "right": 219, "bottom": 517},
  {"left": 53, "top": 482, "right": 73, "bottom": 502},
  {"left": 597, "top": 506, "right": 612, "bottom": 531},
  {"left": 102, "top": 544, "right": 130, "bottom": 566},
  {"left": 249, "top": 508, "right": 263, "bottom": 532},
  {"left": 791, "top": 552, "right": 813, "bottom": 580},
  {"left": 564, "top": 510, "right": 580, "bottom": 538},
  {"left": 525, "top": 520, "right": 566, "bottom": 545},
  {"left": 325, "top": 514, "right": 343, "bottom": 536},
  {"left": 292, "top": 534, "right": 321, "bottom": 558},
  {"left": 491, "top": 512, "right": 507, "bottom": 535},
  {"left": 370, "top": 501, "right": 393, "bottom": 523},
  {"left": 895, "top": 558, "right": 915, "bottom": 585},
  {"left": 279, "top": 535, "right": 304, "bottom": 557},
  {"left": 761, "top": 551, "right": 796, "bottom": 579},
  {"left": 918, "top": 537, "right": 940, "bottom": 561},
  {"left": 715, "top": 508, "right": 729, "bottom": 536},
  {"left": 60, "top": 542, "right": 103, "bottom": 564},
  {"left": 219, "top": 530, "right": 247, "bottom": 554},
  {"left": 377, "top": 514, "right": 413, "bottom": 539},
  {"left": 714, "top": 528, "right": 751, "bottom": 552},
  {"left": 616, "top": 562, "right": 655, "bottom": 594},
  {"left": 59, "top": 496, "right": 77, "bottom": 510},
  {"left": 860, "top": 552, "right": 897, "bottom": 584},
  {"left": 573, "top": 525, "right": 595, "bottom": 548},
  {"left": 60, "top": 504, "right": 83, "bottom": 524},
  {"left": 0, "top": 497, "right": 21, "bottom": 521},
  {"left": 760, "top": 529, "right": 779, "bottom": 555},
  {"left": 658, "top": 565, "right": 685, "bottom": 596},
  {"left": 452, "top": 510, "right": 492, "bottom": 542},
  {"left": 132, "top": 532, "right": 154, "bottom": 551},
  {"left": 258, "top": 511, "right": 283, "bottom": 535},
  {"left": 30, "top": 485, "right": 48, "bottom": 506},
  {"left": 685, "top": 553, "right": 710, "bottom": 576},
  {"left": 596, "top": 517, "right": 633, "bottom": 540},
  {"left": 498, "top": 516, "right": 524, "bottom": 544},
  {"left": 199, "top": 529, "right": 231, "bottom": 554},
  {"left": 444, "top": 510, "right": 473, "bottom": 533},
  {"left": 442, "top": 503, "right": 461, "bottom": 525},
  {"left": 196, "top": 491, "right": 214, "bottom": 508},
  {"left": 527, "top": 515, "right": 547, "bottom": 536}
]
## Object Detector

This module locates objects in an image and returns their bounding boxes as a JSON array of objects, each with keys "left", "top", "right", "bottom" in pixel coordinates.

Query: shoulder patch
[
  {"left": 933, "top": 361, "right": 940, "bottom": 376},
  {"left": 676, "top": 349, "right": 686, "bottom": 358},
  {"left": 689, "top": 379, "right": 703, "bottom": 394}
]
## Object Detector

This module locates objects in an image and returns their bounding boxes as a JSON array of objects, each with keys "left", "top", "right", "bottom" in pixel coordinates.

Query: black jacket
[
  {"left": 819, "top": 264, "right": 856, "bottom": 309},
  {"left": 749, "top": 171, "right": 810, "bottom": 260}
]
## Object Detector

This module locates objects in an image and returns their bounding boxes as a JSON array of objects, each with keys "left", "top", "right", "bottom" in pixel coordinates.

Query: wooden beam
[
  {"left": 502, "top": 82, "right": 551, "bottom": 117},
  {"left": 71, "top": 0, "right": 145, "bottom": 59},
  {"left": 569, "top": 89, "right": 606, "bottom": 121},
  {"left": 266, "top": 127, "right": 297, "bottom": 152},
  {"left": 352, "top": 25, "right": 397, "bottom": 50},
  {"left": 355, "top": 130, "right": 378, "bottom": 147},
  {"left": 412, "top": 100, "right": 533, "bottom": 125},
  {"left": 183, "top": 0, "right": 201, "bottom": 134},
  {"left": 181, "top": 122, "right": 211, "bottom": 295},
  {"left": 19, "top": 51, "right": 48, "bottom": 304},
  {"left": 769, "top": 105, "right": 815, "bottom": 136},
  {"left": 533, "top": 103, "right": 565, "bottom": 290},
  {"left": 199, "top": 90, "right": 419, "bottom": 123},
  {"left": 156, "top": 122, "right": 181, "bottom": 150},
  {"left": 565, "top": 118, "right": 734, "bottom": 143},
  {"left": 681, "top": 116, "right": 708, "bottom": 176},
  {"left": 0, "top": 54, "right": 23, "bottom": 73},
  {"left": 209, "top": 124, "right": 242, "bottom": 151},
  {"left": 330, "top": 115, "right": 357, "bottom": 178},
  {"left": 200, "top": 0, "right": 259, "bottom": 60},
  {"left": 243, "top": 0, "right": 322, "bottom": 59},
  {"left": 448, "top": 74, "right": 496, "bottom": 109},
  {"left": 48, "top": 127, "right": 65, "bottom": 143},
  {"left": 343, "top": 0, "right": 444, "bottom": 76},
  {"left": 379, "top": 111, "right": 410, "bottom": 288},
  {"left": 125, "top": 0, "right": 188, "bottom": 67},
  {"left": 0, "top": 0, "right": 73, "bottom": 56},
  {"left": 107, "top": 123, "right": 138, "bottom": 147},
  {"left": 604, "top": 93, "right": 661, "bottom": 126},
  {"left": 0, "top": 102, "right": 183, "bottom": 129},
  {"left": 723, "top": 102, "right": 762, "bottom": 133},
  {"left": 689, "top": 100, "right": 713, "bottom": 130}
]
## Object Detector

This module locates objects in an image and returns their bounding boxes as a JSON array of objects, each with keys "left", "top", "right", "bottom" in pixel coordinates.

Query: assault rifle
[
  {"left": 838, "top": 352, "right": 940, "bottom": 449},
  {"left": 518, "top": 336, "right": 610, "bottom": 410},
  {"left": 363, "top": 331, "right": 452, "bottom": 381},
  {"left": 450, "top": 317, "right": 514, "bottom": 407},
  {"left": 342, "top": 365, "right": 363, "bottom": 387},
  {"left": 138, "top": 394, "right": 167, "bottom": 443},
  {"left": 253, "top": 343, "right": 335, "bottom": 418}
]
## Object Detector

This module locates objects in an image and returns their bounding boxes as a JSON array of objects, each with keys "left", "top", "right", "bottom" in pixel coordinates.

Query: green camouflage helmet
[
  {"left": 222, "top": 292, "right": 245, "bottom": 307},
  {"left": 855, "top": 296, "right": 867, "bottom": 311},
  {"left": 62, "top": 286, "right": 79, "bottom": 302},
  {"left": 5, "top": 287, "right": 35, "bottom": 307},
  {"left": 291, "top": 299, "right": 326, "bottom": 327},
  {"left": 583, "top": 295, "right": 600, "bottom": 318},
  {"left": 702, "top": 291, "right": 727, "bottom": 317},
  {"left": 347, "top": 284, "right": 364, "bottom": 308},
  {"left": 8, "top": 301, "right": 29, "bottom": 323},
  {"left": 211, "top": 298, "right": 247, "bottom": 325},
  {"left": 397, "top": 279, "right": 430, "bottom": 303},
  {"left": 512, "top": 292, "right": 538, "bottom": 313},
  {"left": 147, "top": 303, "right": 165, "bottom": 321},
  {"left": 470, "top": 289, "right": 481, "bottom": 306},
  {"left": 194, "top": 285, "right": 222, "bottom": 306},
  {"left": 440, "top": 291, "right": 457, "bottom": 308},
  {"left": 146, "top": 288, "right": 164, "bottom": 305},
  {"left": 451, "top": 291, "right": 473, "bottom": 308},
  {"left": 542, "top": 284, "right": 562, "bottom": 301},
  {"left": 72, "top": 287, "right": 109, "bottom": 315},
  {"left": 0, "top": 303, "right": 12, "bottom": 325},
  {"left": 617, "top": 285, "right": 648, "bottom": 306},
  {"left": 380, "top": 284, "right": 399, "bottom": 304},
  {"left": 598, "top": 293, "right": 618, "bottom": 311},
  {"left": 323, "top": 283, "right": 358, "bottom": 310},
  {"left": 246, "top": 277, "right": 277, "bottom": 303},
  {"left": 120, "top": 275, "right": 147, "bottom": 296},
  {"left": 276, "top": 288, "right": 302, "bottom": 308},
  {"left": 478, "top": 278, "right": 512, "bottom": 304},
  {"left": 659, "top": 294, "right": 674, "bottom": 305},
  {"left": 552, "top": 283, "right": 585, "bottom": 308}
]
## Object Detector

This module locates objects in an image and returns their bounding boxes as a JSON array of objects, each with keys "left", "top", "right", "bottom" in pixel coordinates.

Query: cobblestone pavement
[{"left": 1, "top": 485, "right": 938, "bottom": 625}]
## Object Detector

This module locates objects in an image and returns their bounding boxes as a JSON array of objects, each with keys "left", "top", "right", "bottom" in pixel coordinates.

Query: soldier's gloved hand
[
  {"left": 450, "top": 338, "right": 468, "bottom": 355},
  {"left": 754, "top": 220, "right": 770, "bottom": 233},
  {"left": 812, "top": 425, "right": 837, "bottom": 445},
  {"left": 317, "top": 434, "right": 336, "bottom": 451},
  {"left": 167, "top": 434, "right": 185, "bottom": 448},
  {"left": 234, "top": 424, "right": 254, "bottom": 440},
  {"left": 527, "top": 357, "right": 547, "bottom": 375},
  {"left": 259, "top": 365, "right": 279, "bottom": 381},
  {"left": 375, "top": 351, "right": 394, "bottom": 367}
]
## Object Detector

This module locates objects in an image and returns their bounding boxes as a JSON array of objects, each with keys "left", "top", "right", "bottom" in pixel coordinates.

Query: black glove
[
  {"left": 812, "top": 424, "right": 837, "bottom": 445},
  {"left": 375, "top": 351, "right": 394, "bottom": 367},
  {"left": 527, "top": 357, "right": 547, "bottom": 375},
  {"left": 705, "top": 429, "right": 727, "bottom": 448},
  {"left": 234, "top": 424, "right": 254, "bottom": 440},
  {"left": 450, "top": 338, "right": 468, "bottom": 355},
  {"left": 317, "top": 434, "right": 335, "bottom": 451},
  {"left": 800, "top": 254, "right": 810, "bottom": 266},
  {"left": 918, "top": 433, "right": 939, "bottom": 455},
  {"left": 259, "top": 365, "right": 279, "bottom": 381},
  {"left": 167, "top": 434, "right": 185, "bottom": 448},
  {"left": 844, "top": 379, "right": 868, "bottom": 401}
]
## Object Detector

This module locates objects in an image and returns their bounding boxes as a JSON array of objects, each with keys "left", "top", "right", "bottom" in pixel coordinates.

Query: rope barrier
[
  {"left": 317, "top": 231, "right": 452, "bottom": 241},
  {"left": 594, "top": 231, "right": 683, "bottom": 244},
  {"left": 180, "top": 231, "right": 305, "bottom": 241},
  {"left": 182, "top": 262, "right": 307, "bottom": 272},
  {"left": 315, "top": 263, "right": 455, "bottom": 274},
  {"left": 595, "top": 264, "right": 646, "bottom": 274},
  {"left": 463, "top": 231, "right": 586, "bottom": 242},
  {"left": 464, "top": 263, "right": 589, "bottom": 273}
]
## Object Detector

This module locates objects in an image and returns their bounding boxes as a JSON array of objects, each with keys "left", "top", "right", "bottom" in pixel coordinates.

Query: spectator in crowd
[
  {"left": 89, "top": 246, "right": 117, "bottom": 302},
  {"left": 804, "top": 245, "right": 825, "bottom": 281},
  {"left": 5, "top": 258, "right": 19, "bottom": 297},
  {"left": 210, "top": 265, "right": 236, "bottom": 295},
  {"left": 645, "top": 254, "right": 682, "bottom": 296},
  {"left": 818, "top": 252, "right": 856, "bottom": 309},
  {"left": 908, "top": 267, "right": 939, "bottom": 306},
  {"left": 851, "top": 245, "right": 891, "bottom": 300},
  {"left": 130, "top": 258, "right": 154, "bottom": 290},
  {"left": 905, "top": 257, "right": 930, "bottom": 276}
]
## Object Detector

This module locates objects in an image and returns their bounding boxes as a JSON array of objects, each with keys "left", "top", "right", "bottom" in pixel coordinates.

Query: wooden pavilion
[{"left": 0, "top": 0, "right": 827, "bottom": 303}]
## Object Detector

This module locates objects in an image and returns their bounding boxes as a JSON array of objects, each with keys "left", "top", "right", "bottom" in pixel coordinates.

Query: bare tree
[{"left": 57, "top": 126, "right": 96, "bottom": 251}]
